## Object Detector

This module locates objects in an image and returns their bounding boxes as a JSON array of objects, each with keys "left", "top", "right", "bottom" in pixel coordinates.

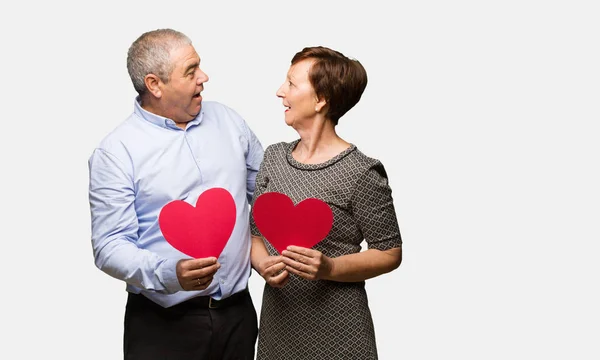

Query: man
[{"left": 88, "top": 29, "right": 263, "bottom": 359}]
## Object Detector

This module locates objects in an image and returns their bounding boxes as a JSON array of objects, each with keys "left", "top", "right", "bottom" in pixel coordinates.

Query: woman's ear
[{"left": 315, "top": 97, "right": 327, "bottom": 113}]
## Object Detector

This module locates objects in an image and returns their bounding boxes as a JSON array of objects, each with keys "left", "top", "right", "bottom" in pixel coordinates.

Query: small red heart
[
  {"left": 158, "top": 188, "right": 236, "bottom": 259},
  {"left": 252, "top": 192, "right": 333, "bottom": 254}
]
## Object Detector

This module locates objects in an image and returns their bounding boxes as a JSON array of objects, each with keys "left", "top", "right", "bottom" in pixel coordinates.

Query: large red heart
[
  {"left": 158, "top": 188, "right": 236, "bottom": 259},
  {"left": 252, "top": 192, "right": 333, "bottom": 254}
]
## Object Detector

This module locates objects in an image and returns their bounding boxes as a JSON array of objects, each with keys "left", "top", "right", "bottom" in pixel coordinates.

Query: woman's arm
[
  {"left": 251, "top": 235, "right": 289, "bottom": 287},
  {"left": 282, "top": 246, "right": 401, "bottom": 282}
]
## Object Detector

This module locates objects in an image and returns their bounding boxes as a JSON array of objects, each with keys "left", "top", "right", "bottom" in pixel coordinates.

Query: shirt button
[{"left": 220, "top": 279, "right": 225, "bottom": 284}]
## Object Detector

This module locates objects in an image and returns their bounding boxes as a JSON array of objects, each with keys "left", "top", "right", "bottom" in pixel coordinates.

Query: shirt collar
[{"left": 133, "top": 96, "right": 204, "bottom": 130}]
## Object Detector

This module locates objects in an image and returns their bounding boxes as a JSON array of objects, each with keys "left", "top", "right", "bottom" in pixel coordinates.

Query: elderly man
[{"left": 88, "top": 28, "right": 263, "bottom": 359}]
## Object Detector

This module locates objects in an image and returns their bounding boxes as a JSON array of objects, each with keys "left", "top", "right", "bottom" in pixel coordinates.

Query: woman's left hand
[{"left": 281, "top": 246, "right": 333, "bottom": 280}]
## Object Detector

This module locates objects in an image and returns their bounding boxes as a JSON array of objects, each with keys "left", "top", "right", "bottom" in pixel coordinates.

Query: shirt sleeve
[
  {"left": 88, "top": 148, "right": 182, "bottom": 293},
  {"left": 351, "top": 161, "right": 402, "bottom": 251},
  {"left": 242, "top": 120, "right": 264, "bottom": 204},
  {"left": 249, "top": 146, "right": 271, "bottom": 237}
]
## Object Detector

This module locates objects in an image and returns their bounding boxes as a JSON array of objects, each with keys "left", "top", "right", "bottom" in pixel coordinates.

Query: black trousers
[{"left": 123, "top": 290, "right": 258, "bottom": 360}]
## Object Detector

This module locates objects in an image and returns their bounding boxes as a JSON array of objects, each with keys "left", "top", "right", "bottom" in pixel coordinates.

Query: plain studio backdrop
[{"left": 1, "top": 1, "right": 598, "bottom": 359}]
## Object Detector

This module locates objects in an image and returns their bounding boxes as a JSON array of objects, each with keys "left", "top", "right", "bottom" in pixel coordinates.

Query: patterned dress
[{"left": 250, "top": 140, "right": 402, "bottom": 360}]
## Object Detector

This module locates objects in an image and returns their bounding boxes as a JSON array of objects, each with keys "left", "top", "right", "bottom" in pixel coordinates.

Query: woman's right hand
[{"left": 256, "top": 255, "right": 289, "bottom": 288}]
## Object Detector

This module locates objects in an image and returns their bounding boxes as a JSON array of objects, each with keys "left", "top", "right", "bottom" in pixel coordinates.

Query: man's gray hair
[{"left": 127, "top": 29, "right": 192, "bottom": 95}]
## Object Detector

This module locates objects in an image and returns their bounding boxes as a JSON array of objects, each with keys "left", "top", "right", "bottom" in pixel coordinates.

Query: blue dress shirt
[{"left": 88, "top": 99, "right": 263, "bottom": 307}]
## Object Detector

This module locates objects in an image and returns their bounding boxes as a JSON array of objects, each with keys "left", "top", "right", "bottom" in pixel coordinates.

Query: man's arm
[
  {"left": 241, "top": 120, "right": 264, "bottom": 203},
  {"left": 88, "top": 148, "right": 182, "bottom": 293}
]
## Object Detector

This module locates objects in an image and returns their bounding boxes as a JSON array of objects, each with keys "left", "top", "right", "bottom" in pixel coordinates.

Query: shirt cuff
[{"left": 159, "top": 258, "right": 184, "bottom": 293}]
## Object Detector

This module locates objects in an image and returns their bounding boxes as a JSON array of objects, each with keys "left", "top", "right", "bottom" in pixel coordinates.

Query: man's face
[{"left": 159, "top": 44, "right": 209, "bottom": 125}]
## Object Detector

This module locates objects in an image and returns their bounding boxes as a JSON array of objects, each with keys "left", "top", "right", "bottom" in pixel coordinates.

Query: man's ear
[{"left": 144, "top": 74, "right": 162, "bottom": 98}]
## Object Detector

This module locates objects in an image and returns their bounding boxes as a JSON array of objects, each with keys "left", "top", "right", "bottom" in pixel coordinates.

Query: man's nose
[{"left": 197, "top": 70, "right": 209, "bottom": 84}]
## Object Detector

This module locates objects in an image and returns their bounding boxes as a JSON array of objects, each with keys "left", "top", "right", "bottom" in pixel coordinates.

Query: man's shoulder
[
  {"left": 201, "top": 101, "right": 253, "bottom": 135},
  {"left": 94, "top": 113, "right": 140, "bottom": 152},
  {"left": 201, "top": 101, "right": 240, "bottom": 119}
]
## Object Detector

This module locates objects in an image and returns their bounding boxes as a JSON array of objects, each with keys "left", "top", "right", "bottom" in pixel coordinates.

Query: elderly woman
[{"left": 250, "top": 46, "right": 403, "bottom": 359}]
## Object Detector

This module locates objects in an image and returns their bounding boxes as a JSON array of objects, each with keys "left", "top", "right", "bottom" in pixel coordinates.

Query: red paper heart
[
  {"left": 158, "top": 188, "right": 236, "bottom": 259},
  {"left": 252, "top": 192, "right": 333, "bottom": 254}
]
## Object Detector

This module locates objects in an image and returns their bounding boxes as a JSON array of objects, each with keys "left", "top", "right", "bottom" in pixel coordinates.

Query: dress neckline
[{"left": 285, "top": 139, "right": 357, "bottom": 170}]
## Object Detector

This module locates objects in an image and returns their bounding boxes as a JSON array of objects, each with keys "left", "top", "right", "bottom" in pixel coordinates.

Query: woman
[{"left": 250, "top": 46, "right": 402, "bottom": 360}]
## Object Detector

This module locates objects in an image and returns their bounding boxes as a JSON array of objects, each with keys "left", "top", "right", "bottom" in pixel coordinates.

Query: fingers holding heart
[
  {"left": 186, "top": 261, "right": 220, "bottom": 280},
  {"left": 258, "top": 256, "right": 289, "bottom": 288},
  {"left": 192, "top": 276, "right": 214, "bottom": 290},
  {"left": 282, "top": 248, "right": 319, "bottom": 280},
  {"left": 282, "top": 252, "right": 310, "bottom": 265},
  {"left": 267, "top": 265, "right": 289, "bottom": 288},
  {"left": 177, "top": 258, "right": 221, "bottom": 291},
  {"left": 282, "top": 246, "right": 332, "bottom": 281},
  {"left": 266, "top": 261, "right": 287, "bottom": 276},
  {"left": 282, "top": 258, "right": 314, "bottom": 279}
]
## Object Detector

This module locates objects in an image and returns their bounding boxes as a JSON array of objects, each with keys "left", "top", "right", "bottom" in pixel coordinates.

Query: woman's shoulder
[
  {"left": 348, "top": 146, "right": 385, "bottom": 170},
  {"left": 344, "top": 147, "right": 393, "bottom": 185},
  {"left": 265, "top": 141, "right": 289, "bottom": 152},
  {"left": 261, "top": 140, "right": 294, "bottom": 166},
  {"left": 264, "top": 140, "right": 297, "bottom": 156}
]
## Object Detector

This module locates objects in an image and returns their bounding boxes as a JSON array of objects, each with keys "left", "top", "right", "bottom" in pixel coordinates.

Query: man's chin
[{"left": 189, "top": 105, "right": 202, "bottom": 119}]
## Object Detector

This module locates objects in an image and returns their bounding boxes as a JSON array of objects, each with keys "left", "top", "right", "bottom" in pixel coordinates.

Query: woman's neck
[{"left": 293, "top": 121, "right": 350, "bottom": 164}]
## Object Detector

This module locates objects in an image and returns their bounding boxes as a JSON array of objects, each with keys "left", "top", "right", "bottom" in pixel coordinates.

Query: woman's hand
[
  {"left": 256, "top": 255, "right": 289, "bottom": 288},
  {"left": 281, "top": 246, "right": 333, "bottom": 281}
]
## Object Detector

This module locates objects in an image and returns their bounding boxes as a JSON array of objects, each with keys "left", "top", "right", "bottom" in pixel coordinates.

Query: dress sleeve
[
  {"left": 351, "top": 161, "right": 402, "bottom": 251},
  {"left": 250, "top": 145, "right": 271, "bottom": 237}
]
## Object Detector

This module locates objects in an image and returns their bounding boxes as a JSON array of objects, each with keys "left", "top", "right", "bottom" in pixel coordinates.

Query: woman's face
[{"left": 276, "top": 59, "right": 321, "bottom": 128}]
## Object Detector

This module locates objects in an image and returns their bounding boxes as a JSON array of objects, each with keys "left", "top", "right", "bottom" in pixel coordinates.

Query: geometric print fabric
[{"left": 250, "top": 140, "right": 402, "bottom": 360}]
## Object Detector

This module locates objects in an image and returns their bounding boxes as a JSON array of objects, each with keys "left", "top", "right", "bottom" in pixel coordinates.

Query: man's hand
[
  {"left": 176, "top": 257, "right": 221, "bottom": 291},
  {"left": 255, "top": 256, "right": 289, "bottom": 288}
]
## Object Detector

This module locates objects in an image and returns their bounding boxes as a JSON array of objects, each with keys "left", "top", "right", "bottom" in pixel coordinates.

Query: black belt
[{"left": 128, "top": 288, "right": 250, "bottom": 311}]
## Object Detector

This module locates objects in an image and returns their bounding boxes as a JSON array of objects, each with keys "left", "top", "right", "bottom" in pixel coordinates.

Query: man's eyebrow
[{"left": 184, "top": 61, "right": 200, "bottom": 74}]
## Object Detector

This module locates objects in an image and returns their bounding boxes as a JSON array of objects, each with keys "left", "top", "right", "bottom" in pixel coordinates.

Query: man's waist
[
  {"left": 185, "top": 287, "right": 250, "bottom": 309},
  {"left": 128, "top": 287, "right": 250, "bottom": 311}
]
